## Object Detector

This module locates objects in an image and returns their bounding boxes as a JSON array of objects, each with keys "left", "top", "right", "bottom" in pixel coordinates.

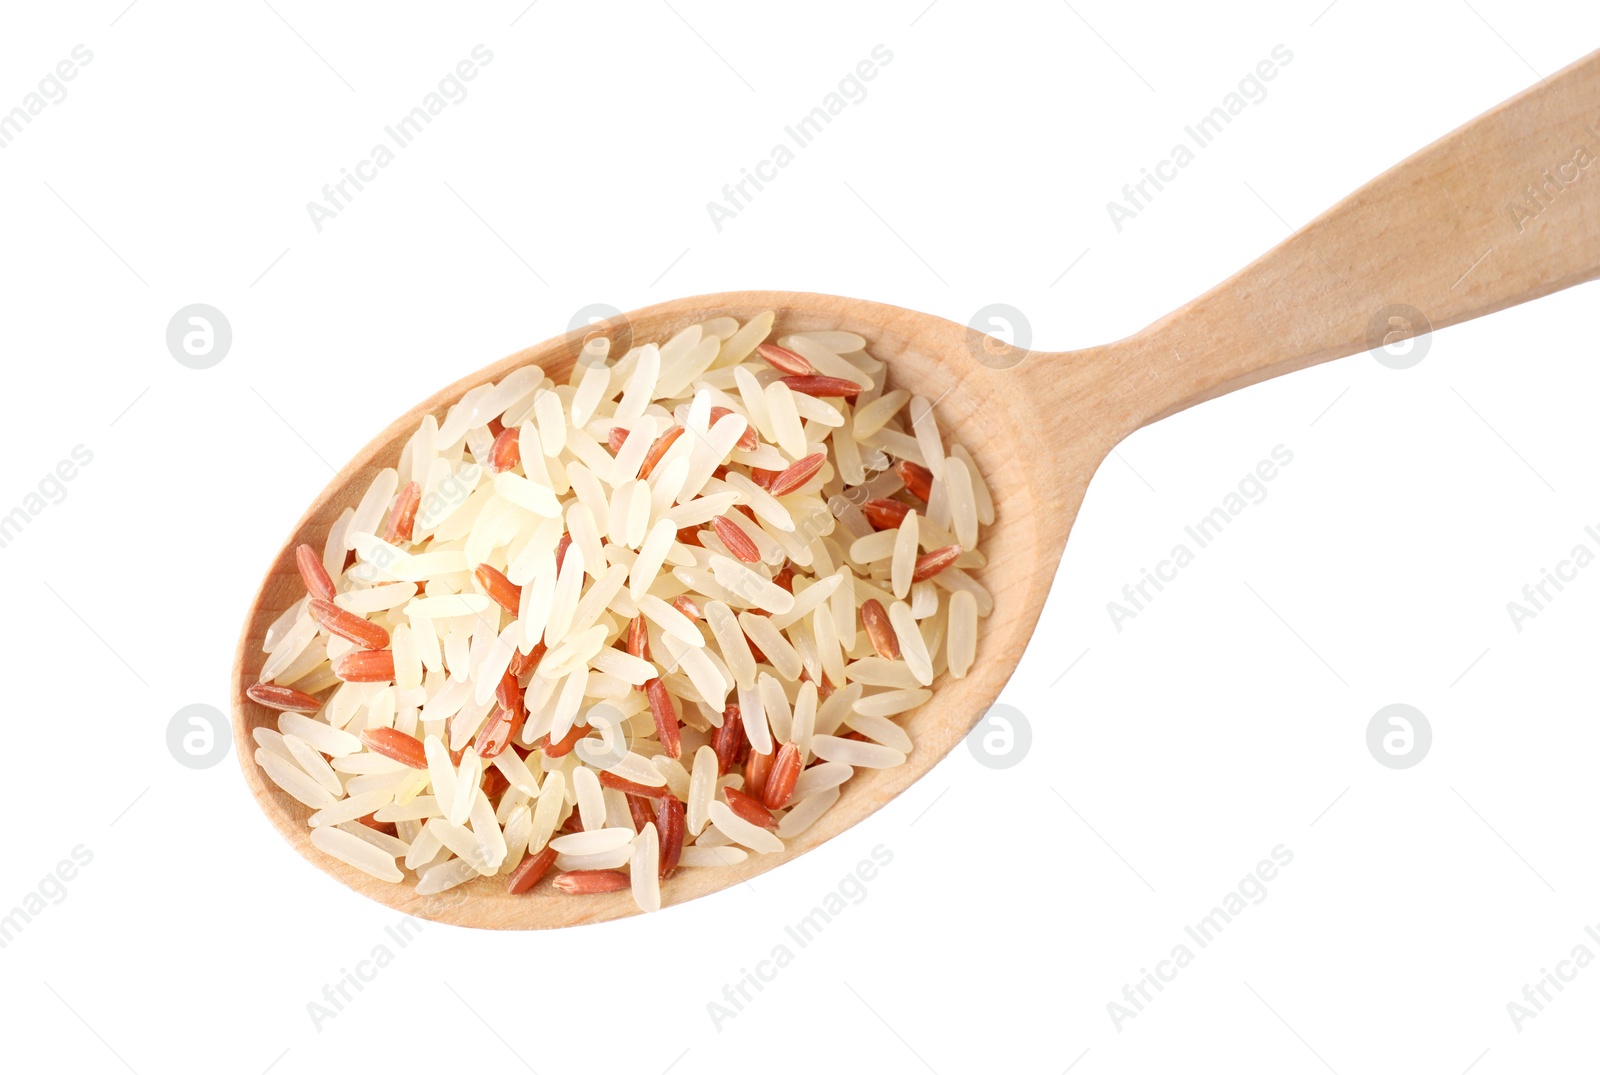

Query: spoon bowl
[
  {"left": 233, "top": 291, "right": 1082, "bottom": 927},
  {"left": 233, "top": 49, "right": 1600, "bottom": 927}
]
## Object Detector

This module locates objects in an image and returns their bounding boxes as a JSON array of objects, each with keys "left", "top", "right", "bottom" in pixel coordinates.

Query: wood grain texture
[{"left": 232, "top": 51, "right": 1600, "bottom": 929}]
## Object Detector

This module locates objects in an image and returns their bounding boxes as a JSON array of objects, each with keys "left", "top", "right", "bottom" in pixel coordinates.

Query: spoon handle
[{"left": 1116, "top": 48, "right": 1600, "bottom": 425}]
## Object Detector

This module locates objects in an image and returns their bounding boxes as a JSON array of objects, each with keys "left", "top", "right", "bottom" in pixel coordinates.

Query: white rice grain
[
  {"left": 501, "top": 804, "right": 534, "bottom": 870},
  {"left": 529, "top": 767, "right": 566, "bottom": 852},
  {"left": 849, "top": 529, "right": 899, "bottom": 565},
  {"left": 679, "top": 845, "right": 750, "bottom": 867},
  {"left": 782, "top": 330, "right": 865, "bottom": 353},
  {"left": 737, "top": 679, "right": 772, "bottom": 755},
  {"left": 737, "top": 612, "right": 802, "bottom": 681},
  {"left": 549, "top": 827, "right": 634, "bottom": 855},
  {"left": 416, "top": 857, "right": 478, "bottom": 895},
  {"left": 255, "top": 748, "right": 338, "bottom": 810},
  {"left": 809, "top": 735, "right": 906, "bottom": 769},
  {"left": 637, "top": 593, "right": 705, "bottom": 647},
  {"left": 852, "top": 687, "right": 932, "bottom": 717},
  {"left": 792, "top": 680, "right": 818, "bottom": 761},
  {"left": 907, "top": 396, "right": 945, "bottom": 481},
  {"left": 942, "top": 454, "right": 978, "bottom": 547},
  {"left": 890, "top": 512, "right": 919, "bottom": 598},
  {"left": 427, "top": 818, "right": 495, "bottom": 875},
  {"left": 776, "top": 784, "right": 841, "bottom": 838},
  {"left": 573, "top": 765, "right": 605, "bottom": 831},
  {"left": 335, "top": 819, "right": 410, "bottom": 859},
  {"left": 688, "top": 745, "right": 717, "bottom": 836},
  {"left": 252, "top": 726, "right": 295, "bottom": 764},
  {"left": 851, "top": 389, "right": 909, "bottom": 438},
  {"left": 336, "top": 582, "right": 417, "bottom": 614},
  {"left": 842, "top": 711, "right": 913, "bottom": 752},
  {"left": 349, "top": 469, "right": 400, "bottom": 549},
  {"left": 708, "top": 800, "right": 785, "bottom": 853},
  {"left": 763, "top": 381, "right": 808, "bottom": 459},
  {"left": 791, "top": 761, "right": 852, "bottom": 800},
  {"left": 947, "top": 589, "right": 977, "bottom": 678},
  {"left": 932, "top": 567, "right": 994, "bottom": 616},
  {"left": 311, "top": 825, "right": 404, "bottom": 882},
  {"left": 543, "top": 541, "right": 587, "bottom": 643},
  {"left": 375, "top": 796, "right": 442, "bottom": 823},
  {"left": 279, "top": 712, "right": 362, "bottom": 757},
  {"left": 631, "top": 822, "right": 661, "bottom": 912},
  {"left": 309, "top": 789, "right": 394, "bottom": 829},
  {"left": 493, "top": 750, "right": 542, "bottom": 797},
  {"left": 469, "top": 788, "right": 508, "bottom": 869},
  {"left": 887, "top": 601, "right": 933, "bottom": 685},
  {"left": 282, "top": 734, "right": 344, "bottom": 796},
  {"left": 449, "top": 747, "right": 483, "bottom": 825},
  {"left": 572, "top": 363, "right": 610, "bottom": 426}
]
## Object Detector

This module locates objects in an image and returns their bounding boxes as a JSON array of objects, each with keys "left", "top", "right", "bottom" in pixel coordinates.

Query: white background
[{"left": 1, "top": 1, "right": 1597, "bottom": 1072}]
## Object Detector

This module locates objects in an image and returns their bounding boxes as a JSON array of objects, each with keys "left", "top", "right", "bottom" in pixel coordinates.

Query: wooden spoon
[{"left": 233, "top": 51, "right": 1600, "bottom": 927}]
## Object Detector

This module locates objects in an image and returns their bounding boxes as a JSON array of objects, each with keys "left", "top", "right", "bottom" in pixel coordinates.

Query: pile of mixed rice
[{"left": 248, "top": 313, "right": 992, "bottom": 912}]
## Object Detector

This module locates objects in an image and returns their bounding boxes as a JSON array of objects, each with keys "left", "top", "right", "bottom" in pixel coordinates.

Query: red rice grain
[
  {"left": 626, "top": 616, "right": 649, "bottom": 661},
  {"left": 763, "top": 742, "right": 802, "bottom": 810},
  {"left": 245, "top": 682, "right": 324, "bottom": 713},
  {"left": 509, "top": 641, "right": 546, "bottom": 679},
  {"left": 860, "top": 599, "right": 900, "bottom": 659},
  {"left": 383, "top": 481, "right": 421, "bottom": 544},
  {"left": 895, "top": 460, "right": 934, "bottom": 502},
  {"left": 710, "top": 406, "right": 760, "bottom": 451},
  {"left": 722, "top": 787, "right": 778, "bottom": 830},
  {"left": 359, "top": 726, "right": 429, "bottom": 769},
  {"left": 744, "top": 747, "right": 774, "bottom": 802},
  {"left": 596, "top": 771, "right": 676, "bottom": 799},
  {"left": 507, "top": 845, "right": 558, "bottom": 894},
  {"left": 778, "top": 375, "right": 864, "bottom": 399},
  {"left": 862, "top": 498, "right": 913, "bottom": 531},
  {"left": 638, "top": 426, "right": 685, "bottom": 480},
  {"left": 473, "top": 706, "right": 517, "bottom": 760},
  {"left": 333, "top": 649, "right": 395, "bottom": 683},
  {"left": 295, "top": 543, "right": 336, "bottom": 603},
  {"left": 309, "top": 599, "right": 391, "bottom": 650},
  {"left": 713, "top": 706, "right": 746, "bottom": 775},
  {"left": 488, "top": 427, "right": 522, "bottom": 473},
  {"left": 553, "top": 870, "right": 632, "bottom": 895},
  {"left": 474, "top": 563, "right": 522, "bottom": 616},
  {"left": 768, "top": 453, "right": 826, "bottom": 497},
  {"left": 542, "top": 721, "right": 585, "bottom": 758},
  {"left": 656, "top": 796, "right": 685, "bottom": 878},
  {"left": 711, "top": 515, "right": 761, "bottom": 563},
  {"left": 624, "top": 617, "right": 649, "bottom": 659},
  {"left": 645, "top": 677, "right": 682, "bottom": 759},
  {"left": 628, "top": 793, "right": 654, "bottom": 834},
  {"left": 912, "top": 544, "right": 963, "bottom": 583},
  {"left": 756, "top": 342, "right": 816, "bottom": 375},
  {"left": 495, "top": 670, "right": 524, "bottom": 720}
]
